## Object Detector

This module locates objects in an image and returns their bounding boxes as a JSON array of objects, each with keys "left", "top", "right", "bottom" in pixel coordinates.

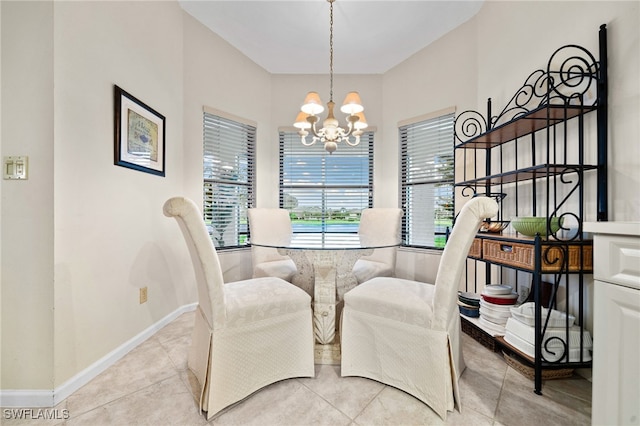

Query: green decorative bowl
[{"left": 511, "top": 216, "right": 563, "bottom": 237}]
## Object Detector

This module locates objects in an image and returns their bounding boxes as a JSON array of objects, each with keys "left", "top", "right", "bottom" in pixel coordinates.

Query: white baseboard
[
  {"left": 0, "top": 303, "right": 197, "bottom": 408},
  {"left": 0, "top": 390, "right": 54, "bottom": 409}
]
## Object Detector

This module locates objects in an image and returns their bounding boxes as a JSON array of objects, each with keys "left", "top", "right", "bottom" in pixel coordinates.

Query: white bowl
[{"left": 484, "top": 284, "right": 513, "bottom": 295}]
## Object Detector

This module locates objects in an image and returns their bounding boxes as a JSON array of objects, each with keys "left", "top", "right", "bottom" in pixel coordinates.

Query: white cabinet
[{"left": 584, "top": 222, "right": 640, "bottom": 426}]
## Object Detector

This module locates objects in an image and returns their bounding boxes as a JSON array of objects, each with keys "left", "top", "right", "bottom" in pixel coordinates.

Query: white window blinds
[
  {"left": 400, "top": 112, "right": 455, "bottom": 248},
  {"left": 203, "top": 111, "right": 255, "bottom": 249},
  {"left": 279, "top": 131, "right": 373, "bottom": 240}
]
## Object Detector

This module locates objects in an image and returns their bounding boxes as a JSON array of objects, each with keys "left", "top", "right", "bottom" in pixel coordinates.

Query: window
[
  {"left": 203, "top": 108, "right": 255, "bottom": 249},
  {"left": 279, "top": 131, "right": 373, "bottom": 243},
  {"left": 400, "top": 110, "right": 455, "bottom": 249}
]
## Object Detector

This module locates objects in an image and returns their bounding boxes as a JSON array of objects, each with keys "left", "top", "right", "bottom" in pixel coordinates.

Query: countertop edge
[{"left": 584, "top": 221, "right": 640, "bottom": 237}]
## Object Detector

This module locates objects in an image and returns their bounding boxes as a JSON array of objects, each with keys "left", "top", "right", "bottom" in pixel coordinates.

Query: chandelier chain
[{"left": 329, "top": 0, "right": 334, "bottom": 102}]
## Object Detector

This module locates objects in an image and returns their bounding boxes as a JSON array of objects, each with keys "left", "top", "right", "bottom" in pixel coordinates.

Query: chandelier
[{"left": 293, "top": 0, "right": 367, "bottom": 154}]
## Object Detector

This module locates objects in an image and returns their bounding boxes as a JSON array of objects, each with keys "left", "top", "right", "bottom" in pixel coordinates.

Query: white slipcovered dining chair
[
  {"left": 247, "top": 208, "right": 297, "bottom": 282},
  {"left": 163, "top": 197, "right": 314, "bottom": 419},
  {"left": 341, "top": 197, "right": 499, "bottom": 420},
  {"left": 352, "top": 208, "right": 403, "bottom": 284}
]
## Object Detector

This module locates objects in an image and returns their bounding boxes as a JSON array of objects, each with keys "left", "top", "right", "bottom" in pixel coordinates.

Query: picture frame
[{"left": 114, "top": 85, "right": 165, "bottom": 176}]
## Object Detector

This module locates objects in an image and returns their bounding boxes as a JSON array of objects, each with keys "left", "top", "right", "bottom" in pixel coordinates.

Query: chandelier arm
[
  {"left": 301, "top": 136, "right": 317, "bottom": 146},
  {"left": 309, "top": 120, "right": 323, "bottom": 139},
  {"left": 337, "top": 116, "right": 356, "bottom": 138},
  {"left": 343, "top": 135, "right": 360, "bottom": 146},
  {"left": 339, "top": 124, "right": 353, "bottom": 138}
]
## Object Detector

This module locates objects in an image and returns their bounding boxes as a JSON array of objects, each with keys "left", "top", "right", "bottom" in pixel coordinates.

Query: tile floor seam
[
  {"left": 547, "top": 381, "right": 593, "bottom": 404},
  {"left": 491, "top": 364, "right": 509, "bottom": 423},
  {"left": 296, "top": 372, "right": 385, "bottom": 423},
  {"left": 295, "top": 375, "right": 357, "bottom": 421},
  {"left": 457, "top": 405, "right": 494, "bottom": 425},
  {"left": 68, "top": 372, "right": 184, "bottom": 421},
  {"left": 348, "top": 381, "right": 386, "bottom": 424}
]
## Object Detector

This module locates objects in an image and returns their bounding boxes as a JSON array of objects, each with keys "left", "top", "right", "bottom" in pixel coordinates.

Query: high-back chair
[
  {"left": 163, "top": 197, "right": 314, "bottom": 419},
  {"left": 340, "top": 197, "right": 499, "bottom": 420},
  {"left": 352, "top": 208, "right": 403, "bottom": 283},
  {"left": 247, "top": 208, "right": 297, "bottom": 282}
]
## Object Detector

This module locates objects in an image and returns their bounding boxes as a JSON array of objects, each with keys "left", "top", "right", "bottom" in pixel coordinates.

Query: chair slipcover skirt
[
  {"left": 340, "top": 278, "right": 463, "bottom": 420},
  {"left": 189, "top": 289, "right": 314, "bottom": 418},
  {"left": 340, "top": 197, "right": 498, "bottom": 420},
  {"left": 163, "top": 197, "right": 314, "bottom": 420}
]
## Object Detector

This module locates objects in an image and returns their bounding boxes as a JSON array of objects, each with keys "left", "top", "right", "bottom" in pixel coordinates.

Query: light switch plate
[{"left": 4, "top": 156, "right": 28, "bottom": 180}]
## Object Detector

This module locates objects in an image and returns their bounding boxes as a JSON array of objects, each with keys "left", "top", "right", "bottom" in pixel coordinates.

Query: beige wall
[
  {"left": 474, "top": 1, "right": 639, "bottom": 221},
  {"left": 51, "top": 0, "right": 188, "bottom": 388},
  {"left": 1, "top": 0, "right": 55, "bottom": 391},
  {"left": 1, "top": 0, "right": 272, "bottom": 391},
  {"left": 0, "top": 0, "right": 638, "bottom": 395},
  {"left": 382, "top": 1, "right": 639, "bottom": 279},
  {"left": 181, "top": 11, "right": 273, "bottom": 282}
]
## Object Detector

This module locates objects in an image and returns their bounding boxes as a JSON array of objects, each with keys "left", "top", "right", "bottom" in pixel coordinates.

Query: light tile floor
[{"left": 4, "top": 310, "right": 592, "bottom": 425}]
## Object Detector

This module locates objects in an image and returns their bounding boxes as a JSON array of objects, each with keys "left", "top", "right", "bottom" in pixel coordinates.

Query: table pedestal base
[
  {"left": 279, "top": 246, "right": 373, "bottom": 365},
  {"left": 314, "top": 332, "right": 341, "bottom": 365}
]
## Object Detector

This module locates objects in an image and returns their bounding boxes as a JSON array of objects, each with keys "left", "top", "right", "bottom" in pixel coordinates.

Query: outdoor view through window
[{"left": 279, "top": 130, "right": 373, "bottom": 244}]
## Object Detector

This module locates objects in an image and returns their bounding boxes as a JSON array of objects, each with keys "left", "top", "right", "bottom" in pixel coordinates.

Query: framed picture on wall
[{"left": 114, "top": 85, "right": 165, "bottom": 176}]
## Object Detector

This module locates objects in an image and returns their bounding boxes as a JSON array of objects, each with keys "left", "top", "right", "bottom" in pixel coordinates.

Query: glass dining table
[{"left": 250, "top": 233, "right": 399, "bottom": 364}]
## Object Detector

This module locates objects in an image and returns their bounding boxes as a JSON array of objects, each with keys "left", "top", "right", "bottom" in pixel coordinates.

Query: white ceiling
[{"left": 179, "top": 1, "right": 484, "bottom": 74}]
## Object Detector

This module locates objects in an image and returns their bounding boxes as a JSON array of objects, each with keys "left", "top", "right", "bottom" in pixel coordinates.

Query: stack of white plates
[
  {"left": 478, "top": 285, "right": 515, "bottom": 335},
  {"left": 480, "top": 299, "right": 512, "bottom": 324}
]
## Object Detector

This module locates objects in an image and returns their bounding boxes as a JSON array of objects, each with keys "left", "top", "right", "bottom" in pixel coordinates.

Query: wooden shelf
[
  {"left": 455, "top": 164, "right": 597, "bottom": 187},
  {"left": 456, "top": 104, "right": 597, "bottom": 149}
]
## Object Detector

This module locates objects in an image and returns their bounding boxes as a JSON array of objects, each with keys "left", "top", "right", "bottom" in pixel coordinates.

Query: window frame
[
  {"left": 399, "top": 108, "right": 456, "bottom": 250},
  {"left": 202, "top": 107, "right": 256, "bottom": 250}
]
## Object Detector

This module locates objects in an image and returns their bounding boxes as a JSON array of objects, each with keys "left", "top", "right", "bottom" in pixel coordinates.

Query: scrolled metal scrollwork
[
  {"left": 453, "top": 43, "right": 599, "bottom": 144},
  {"left": 542, "top": 243, "right": 569, "bottom": 270},
  {"left": 492, "top": 69, "right": 552, "bottom": 127},
  {"left": 454, "top": 110, "right": 487, "bottom": 144},
  {"left": 461, "top": 186, "right": 477, "bottom": 198},
  {"left": 546, "top": 44, "right": 599, "bottom": 105},
  {"left": 541, "top": 336, "right": 569, "bottom": 363},
  {"left": 549, "top": 212, "right": 580, "bottom": 241}
]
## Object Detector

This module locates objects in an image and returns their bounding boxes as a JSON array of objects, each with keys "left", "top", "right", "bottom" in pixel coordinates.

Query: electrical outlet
[
  {"left": 140, "top": 287, "right": 148, "bottom": 304},
  {"left": 518, "top": 286, "right": 530, "bottom": 303}
]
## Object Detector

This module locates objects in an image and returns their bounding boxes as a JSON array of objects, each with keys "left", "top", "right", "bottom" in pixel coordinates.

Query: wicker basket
[
  {"left": 482, "top": 239, "right": 593, "bottom": 272},
  {"left": 503, "top": 351, "right": 574, "bottom": 380},
  {"left": 461, "top": 317, "right": 499, "bottom": 352},
  {"left": 468, "top": 238, "right": 482, "bottom": 259}
]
